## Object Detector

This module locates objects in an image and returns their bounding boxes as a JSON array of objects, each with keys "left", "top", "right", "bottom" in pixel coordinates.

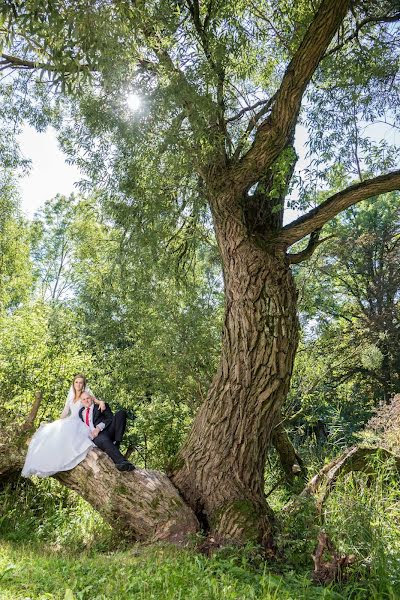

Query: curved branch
[
  {"left": 229, "top": 0, "right": 351, "bottom": 190},
  {"left": 271, "top": 423, "right": 304, "bottom": 482},
  {"left": 287, "top": 229, "right": 324, "bottom": 264},
  {"left": 0, "top": 53, "right": 39, "bottom": 71},
  {"left": 226, "top": 97, "right": 273, "bottom": 124},
  {"left": 300, "top": 445, "right": 400, "bottom": 510},
  {"left": 324, "top": 13, "right": 400, "bottom": 58},
  {"left": 280, "top": 171, "right": 400, "bottom": 246}
]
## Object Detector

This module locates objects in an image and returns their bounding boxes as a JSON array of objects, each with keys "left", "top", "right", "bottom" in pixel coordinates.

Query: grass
[
  {"left": 1, "top": 457, "right": 400, "bottom": 600},
  {"left": 0, "top": 540, "right": 346, "bottom": 600}
]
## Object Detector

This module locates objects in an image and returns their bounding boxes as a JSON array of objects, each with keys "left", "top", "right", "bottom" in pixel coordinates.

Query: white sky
[{"left": 18, "top": 124, "right": 81, "bottom": 219}]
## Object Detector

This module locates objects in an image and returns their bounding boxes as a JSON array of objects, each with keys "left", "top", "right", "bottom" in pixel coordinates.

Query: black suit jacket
[{"left": 79, "top": 403, "right": 113, "bottom": 431}]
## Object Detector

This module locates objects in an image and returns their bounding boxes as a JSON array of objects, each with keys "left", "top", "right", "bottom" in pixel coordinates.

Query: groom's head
[{"left": 81, "top": 393, "right": 93, "bottom": 408}]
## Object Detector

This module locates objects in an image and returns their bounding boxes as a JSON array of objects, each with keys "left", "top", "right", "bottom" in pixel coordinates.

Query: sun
[{"left": 126, "top": 93, "right": 141, "bottom": 111}]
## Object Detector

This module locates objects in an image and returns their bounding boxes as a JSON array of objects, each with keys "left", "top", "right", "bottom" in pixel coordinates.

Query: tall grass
[
  {"left": 277, "top": 453, "right": 400, "bottom": 599},
  {"left": 0, "top": 477, "right": 118, "bottom": 552},
  {"left": 1, "top": 457, "right": 400, "bottom": 599},
  {"left": 322, "top": 455, "right": 400, "bottom": 599}
]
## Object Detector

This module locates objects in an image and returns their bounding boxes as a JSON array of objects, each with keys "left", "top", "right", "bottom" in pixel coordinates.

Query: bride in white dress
[{"left": 22, "top": 374, "right": 105, "bottom": 478}]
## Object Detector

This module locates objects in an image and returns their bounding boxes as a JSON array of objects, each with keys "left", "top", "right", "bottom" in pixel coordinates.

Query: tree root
[{"left": 312, "top": 531, "right": 355, "bottom": 584}]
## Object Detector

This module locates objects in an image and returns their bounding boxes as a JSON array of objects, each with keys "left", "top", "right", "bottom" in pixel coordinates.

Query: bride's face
[{"left": 74, "top": 377, "right": 85, "bottom": 393}]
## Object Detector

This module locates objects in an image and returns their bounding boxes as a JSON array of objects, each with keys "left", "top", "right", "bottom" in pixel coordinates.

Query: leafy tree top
[{"left": 1, "top": 0, "right": 399, "bottom": 259}]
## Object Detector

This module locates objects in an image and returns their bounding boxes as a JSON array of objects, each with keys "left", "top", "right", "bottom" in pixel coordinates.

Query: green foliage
[
  {"left": 286, "top": 193, "right": 400, "bottom": 455},
  {"left": 276, "top": 455, "right": 400, "bottom": 597},
  {"left": 0, "top": 301, "right": 93, "bottom": 422},
  {"left": 0, "top": 190, "right": 222, "bottom": 467},
  {"left": 0, "top": 186, "right": 33, "bottom": 311},
  {"left": 2, "top": 0, "right": 398, "bottom": 229},
  {"left": 135, "top": 396, "right": 192, "bottom": 469}
]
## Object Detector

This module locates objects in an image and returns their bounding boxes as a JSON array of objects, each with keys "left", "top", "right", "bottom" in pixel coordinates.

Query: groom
[{"left": 79, "top": 392, "right": 135, "bottom": 472}]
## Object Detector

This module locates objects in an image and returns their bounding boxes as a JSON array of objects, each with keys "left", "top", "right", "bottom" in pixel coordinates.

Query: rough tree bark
[
  {"left": 170, "top": 204, "right": 299, "bottom": 544},
  {"left": 56, "top": 449, "right": 199, "bottom": 543}
]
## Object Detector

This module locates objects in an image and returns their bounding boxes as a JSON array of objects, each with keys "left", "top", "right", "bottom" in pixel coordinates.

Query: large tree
[{"left": 1, "top": 0, "right": 400, "bottom": 545}]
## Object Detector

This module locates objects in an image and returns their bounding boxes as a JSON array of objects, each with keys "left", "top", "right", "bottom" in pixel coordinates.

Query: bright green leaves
[{"left": 0, "top": 190, "right": 33, "bottom": 312}]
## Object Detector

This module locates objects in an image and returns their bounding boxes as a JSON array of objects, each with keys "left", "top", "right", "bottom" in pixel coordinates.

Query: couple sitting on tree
[{"left": 22, "top": 374, "right": 135, "bottom": 478}]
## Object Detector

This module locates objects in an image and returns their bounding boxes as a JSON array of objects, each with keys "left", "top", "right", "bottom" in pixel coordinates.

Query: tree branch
[
  {"left": 300, "top": 445, "right": 400, "bottom": 510},
  {"left": 56, "top": 449, "right": 199, "bottom": 543},
  {"left": 185, "top": 0, "right": 227, "bottom": 142},
  {"left": 229, "top": 0, "right": 351, "bottom": 190},
  {"left": 20, "top": 391, "right": 43, "bottom": 432},
  {"left": 324, "top": 13, "right": 400, "bottom": 58},
  {"left": 279, "top": 171, "right": 400, "bottom": 246},
  {"left": 226, "top": 97, "right": 273, "bottom": 124},
  {"left": 0, "top": 53, "right": 39, "bottom": 70},
  {"left": 287, "top": 230, "right": 335, "bottom": 264}
]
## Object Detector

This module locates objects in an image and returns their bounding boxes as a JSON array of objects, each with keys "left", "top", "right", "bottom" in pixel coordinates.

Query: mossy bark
[
  {"left": 56, "top": 448, "right": 199, "bottom": 543},
  {"left": 0, "top": 422, "right": 199, "bottom": 544}
]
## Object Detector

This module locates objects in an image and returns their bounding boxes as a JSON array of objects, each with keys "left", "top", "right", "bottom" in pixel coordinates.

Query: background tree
[{"left": 278, "top": 193, "right": 399, "bottom": 466}]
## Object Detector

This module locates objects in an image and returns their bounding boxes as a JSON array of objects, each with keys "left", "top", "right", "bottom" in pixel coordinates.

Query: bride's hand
[{"left": 98, "top": 400, "right": 106, "bottom": 412}]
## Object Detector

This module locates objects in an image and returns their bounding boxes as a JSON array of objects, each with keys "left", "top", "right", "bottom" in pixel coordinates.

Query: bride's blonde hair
[{"left": 72, "top": 373, "right": 87, "bottom": 398}]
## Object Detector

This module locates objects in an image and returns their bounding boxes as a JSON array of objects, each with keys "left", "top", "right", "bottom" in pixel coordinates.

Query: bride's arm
[
  {"left": 92, "top": 397, "right": 106, "bottom": 412},
  {"left": 60, "top": 396, "right": 70, "bottom": 419},
  {"left": 86, "top": 387, "right": 106, "bottom": 412}
]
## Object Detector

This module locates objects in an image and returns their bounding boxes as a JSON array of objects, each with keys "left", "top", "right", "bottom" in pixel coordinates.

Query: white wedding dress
[{"left": 22, "top": 392, "right": 94, "bottom": 478}]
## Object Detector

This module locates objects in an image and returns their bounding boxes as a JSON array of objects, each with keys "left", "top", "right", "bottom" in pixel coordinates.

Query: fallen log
[
  {"left": 56, "top": 449, "right": 199, "bottom": 543},
  {"left": 300, "top": 445, "right": 400, "bottom": 511}
]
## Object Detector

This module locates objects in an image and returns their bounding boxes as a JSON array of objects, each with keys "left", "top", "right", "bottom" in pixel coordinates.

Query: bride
[{"left": 22, "top": 374, "right": 106, "bottom": 478}]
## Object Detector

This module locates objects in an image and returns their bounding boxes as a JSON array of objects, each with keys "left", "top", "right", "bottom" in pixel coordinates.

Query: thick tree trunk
[{"left": 171, "top": 204, "right": 299, "bottom": 544}]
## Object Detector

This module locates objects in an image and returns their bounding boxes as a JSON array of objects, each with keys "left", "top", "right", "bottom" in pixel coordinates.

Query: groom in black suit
[{"left": 79, "top": 392, "right": 135, "bottom": 472}]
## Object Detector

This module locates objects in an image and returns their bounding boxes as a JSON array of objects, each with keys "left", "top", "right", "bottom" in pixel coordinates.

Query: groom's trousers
[
  {"left": 93, "top": 429, "right": 127, "bottom": 465},
  {"left": 93, "top": 409, "right": 128, "bottom": 464},
  {"left": 106, "top": 409, "right": 127, "bottom": 445}
]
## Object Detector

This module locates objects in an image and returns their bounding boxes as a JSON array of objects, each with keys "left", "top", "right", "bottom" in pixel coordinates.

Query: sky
[{"left": 18, "top": 124, "right": 81, "bottom": 219}]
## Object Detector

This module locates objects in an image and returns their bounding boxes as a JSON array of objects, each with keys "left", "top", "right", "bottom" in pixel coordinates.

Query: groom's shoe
[{"left": 116, "top": 460, "right": 136, "bottom": 472}]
